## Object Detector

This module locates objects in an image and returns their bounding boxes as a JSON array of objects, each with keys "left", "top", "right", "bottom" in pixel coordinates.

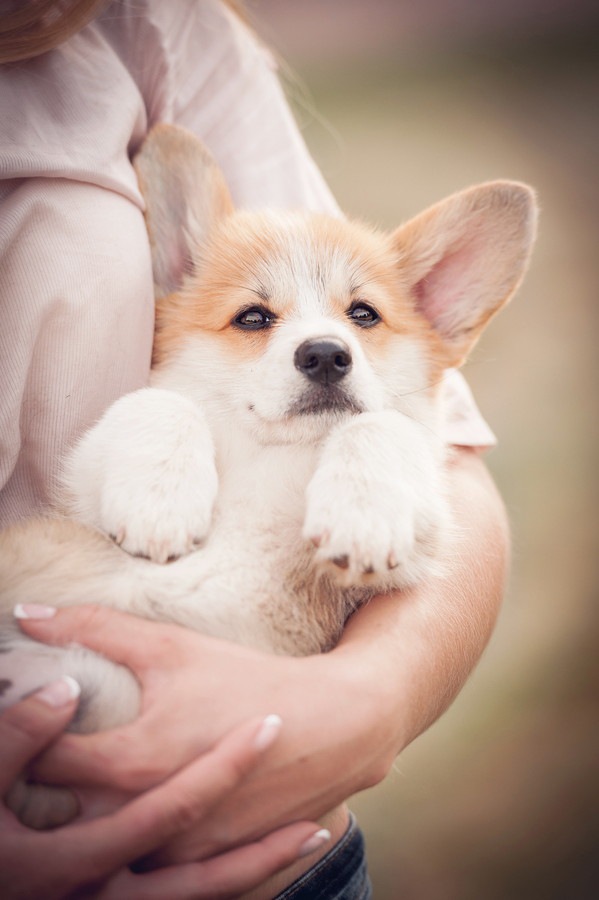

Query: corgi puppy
[{"left": 0, "top": 125, "right": 537, "bottom": 830}]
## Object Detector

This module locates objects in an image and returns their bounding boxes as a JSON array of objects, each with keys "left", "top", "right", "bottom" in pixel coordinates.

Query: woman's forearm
[{"left": 335, "top": 447, "right": 510, "bottom": 778}]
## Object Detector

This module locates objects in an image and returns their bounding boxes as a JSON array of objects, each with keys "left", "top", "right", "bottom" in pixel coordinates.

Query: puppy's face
[
  {"left": 155, "top": 212, "right": 437, "bottom": 444},
  {"left": 138, "top": 126, "right": 537, "bottom": 446}
]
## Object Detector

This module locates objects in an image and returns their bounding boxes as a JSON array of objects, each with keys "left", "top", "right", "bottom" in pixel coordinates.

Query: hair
[
  {"left": 0, "top": 0, "right": 111, "bottom": 63},
  {"left": 0, "top": 0, "right": 248, "bottom": 64}
]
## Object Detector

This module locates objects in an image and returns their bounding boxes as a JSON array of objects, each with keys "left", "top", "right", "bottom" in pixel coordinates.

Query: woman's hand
[
  {"left": 17, "top": 450, "right": 508, "bottom": 861},
  {"left": 16, "top": 606, "right": 376, "bottom": 862},
  {"left": 0, "top": 681, "right": 329, "bottom": 899}
]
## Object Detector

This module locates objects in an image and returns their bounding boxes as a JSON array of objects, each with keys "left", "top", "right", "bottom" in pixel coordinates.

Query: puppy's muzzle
[{"left": 294, "top": 338, "right": 352, "bottom": 385}]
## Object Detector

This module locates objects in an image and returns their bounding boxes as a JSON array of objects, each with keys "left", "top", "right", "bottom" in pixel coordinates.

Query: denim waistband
[{"left": 273, "top": 814, "right": 372, "bottom": 900}]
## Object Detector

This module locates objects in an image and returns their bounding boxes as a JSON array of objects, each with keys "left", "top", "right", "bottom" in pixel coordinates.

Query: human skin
[
  {"left": 16, "top": 449, "right": 508, "bottom": 869},
  {"left": 0, "top": 685, "right": 330, "bottom": 900}
]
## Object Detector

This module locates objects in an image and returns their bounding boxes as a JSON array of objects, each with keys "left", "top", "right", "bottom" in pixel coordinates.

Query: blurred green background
[{"left": 253, "top": 2, "right": 598, "bottom": 897}]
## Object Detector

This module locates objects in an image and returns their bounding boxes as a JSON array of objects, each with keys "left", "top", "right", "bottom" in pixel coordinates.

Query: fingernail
[
  {"left": 36, "top": 676, "right": 81, "bottom": 708},
  {"left": 298, "top": 828, "right": 331, "bottom": 858},
  {"left": 14, "top": 603, "right": 57, "bottom": 619},
  {"left": 254, "top": 714, "right": 282, "bottom": 751}
]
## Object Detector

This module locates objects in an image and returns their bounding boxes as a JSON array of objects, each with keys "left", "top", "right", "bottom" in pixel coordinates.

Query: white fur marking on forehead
[{"left": 244, "top": 213, "right": 363, "bottom": 317}]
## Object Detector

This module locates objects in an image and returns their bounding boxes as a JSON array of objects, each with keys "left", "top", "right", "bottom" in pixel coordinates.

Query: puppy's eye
[
  {"left": 347, "top": 303, "right": 381, "bottom": 327},
  {"left": 233, "top": 307, "right": 275, "bottom": 330}
]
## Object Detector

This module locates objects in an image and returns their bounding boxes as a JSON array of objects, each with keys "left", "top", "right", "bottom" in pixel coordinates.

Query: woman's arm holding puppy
[{"left": 17, "top": 448, "right": 508, "bottom": 857}]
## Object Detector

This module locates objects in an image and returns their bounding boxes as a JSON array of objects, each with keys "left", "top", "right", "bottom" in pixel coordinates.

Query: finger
[
  {"left": 0, "top": 677, "right": 80, "bottom": 794},
  {"left": 32, "top": 706, "right": 198, "bottom": 790},
  {"left": 97, "top": 822, "right": 331, "bottom": 900},
  {"left": 185, "top": 822, "right": 332, "bottom": 899},
  {"left": 14, "top": 604, "right": 191, "bottom": 674},
  {"left": 33, "top": 697, "right": 209, "bottom": 790},
  {"left": 31, "top": 727, "right": 151, "bottom": 790},
  {"left": 62, "top": 715, "right": 283, "bottom": 876}
]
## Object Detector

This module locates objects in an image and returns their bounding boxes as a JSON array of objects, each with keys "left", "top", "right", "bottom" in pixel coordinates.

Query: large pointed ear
[
  {"left": 134, "top": 124, "right": 234, "bottom": 296},
  {"left": 392, "top": 181, "right": 538, "bottom": 367}
]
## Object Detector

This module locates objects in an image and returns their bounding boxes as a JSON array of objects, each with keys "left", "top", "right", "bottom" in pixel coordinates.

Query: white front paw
[
  {"left": 64, "top": 389, "right": 219, "bottom": 563},
  {"left": 303, "top": 465, "right": 446, "bottom": 589},
  {"left": 100, "top": 456, "right": 218, "bottom": 563}
]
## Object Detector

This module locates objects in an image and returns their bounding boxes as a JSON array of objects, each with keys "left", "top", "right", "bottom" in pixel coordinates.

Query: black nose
[{"left": 294, "top": 338, "right": 352, "bottom": 384}]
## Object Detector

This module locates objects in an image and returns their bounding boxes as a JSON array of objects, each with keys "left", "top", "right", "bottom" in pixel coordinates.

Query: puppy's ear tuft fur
[
  {"left": 134, "top": 125, "right": 234, "bottom": 296},
  {"left": 392, "top": 181, "right": 538, "bottom": 366}
]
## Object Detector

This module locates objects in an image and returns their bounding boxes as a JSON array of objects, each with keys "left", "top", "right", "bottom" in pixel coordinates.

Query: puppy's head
[{"left": 135, "top": 125, "right": 537, "bottom": 445}]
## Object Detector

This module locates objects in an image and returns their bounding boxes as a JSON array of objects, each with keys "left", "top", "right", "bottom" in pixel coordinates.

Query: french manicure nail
[
  {"left": 254, "top": 714, "right": 282, "bottom": 751},
  {"left": 36, "top": 676, "right": 81, "bottom": 708},
  {"left": 298, "top": 828, "right": 331, "bottom": 858},
  {"left": 14, "top": 603, "right": 57, "bottom": 619}
]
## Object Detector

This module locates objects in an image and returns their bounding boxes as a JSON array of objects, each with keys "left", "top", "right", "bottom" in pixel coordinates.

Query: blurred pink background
[{"left": 249, "top": 2, "right": 599, "bottom": 898}]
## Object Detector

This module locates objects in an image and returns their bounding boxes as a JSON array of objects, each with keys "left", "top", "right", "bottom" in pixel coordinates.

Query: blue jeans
[{"left": 274, "top": 815, "right": 372, "bottom": 900}]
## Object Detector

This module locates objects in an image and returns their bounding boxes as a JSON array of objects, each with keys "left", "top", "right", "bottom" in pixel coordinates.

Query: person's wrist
[{"left": 316, "top": 640, "right": 406, "bottom": 789}]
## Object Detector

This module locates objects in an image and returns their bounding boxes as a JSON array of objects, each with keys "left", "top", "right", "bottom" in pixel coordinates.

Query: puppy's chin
[
  {"left": 288, "top": 385, "right": 364, "bottom": 418},
  {"left": 247, "top": 388, "right": 362, "bottom": 446}
]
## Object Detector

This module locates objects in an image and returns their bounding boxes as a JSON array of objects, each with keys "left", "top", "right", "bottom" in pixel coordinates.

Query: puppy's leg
[
  {"left": 0, "top": 635, "right": 141, "bottom": 729},
  {"left": 63, "top": 387, "right": 218, "bottom": 562},
  {"left": 0, "top": 518, "right": 144, "bottom": 731},
  {"left": 0, "top": 629, "right": 140, "bottom": 830},
  {"left": 303, "top": 410, "right": 451, "bottom": 589}
]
